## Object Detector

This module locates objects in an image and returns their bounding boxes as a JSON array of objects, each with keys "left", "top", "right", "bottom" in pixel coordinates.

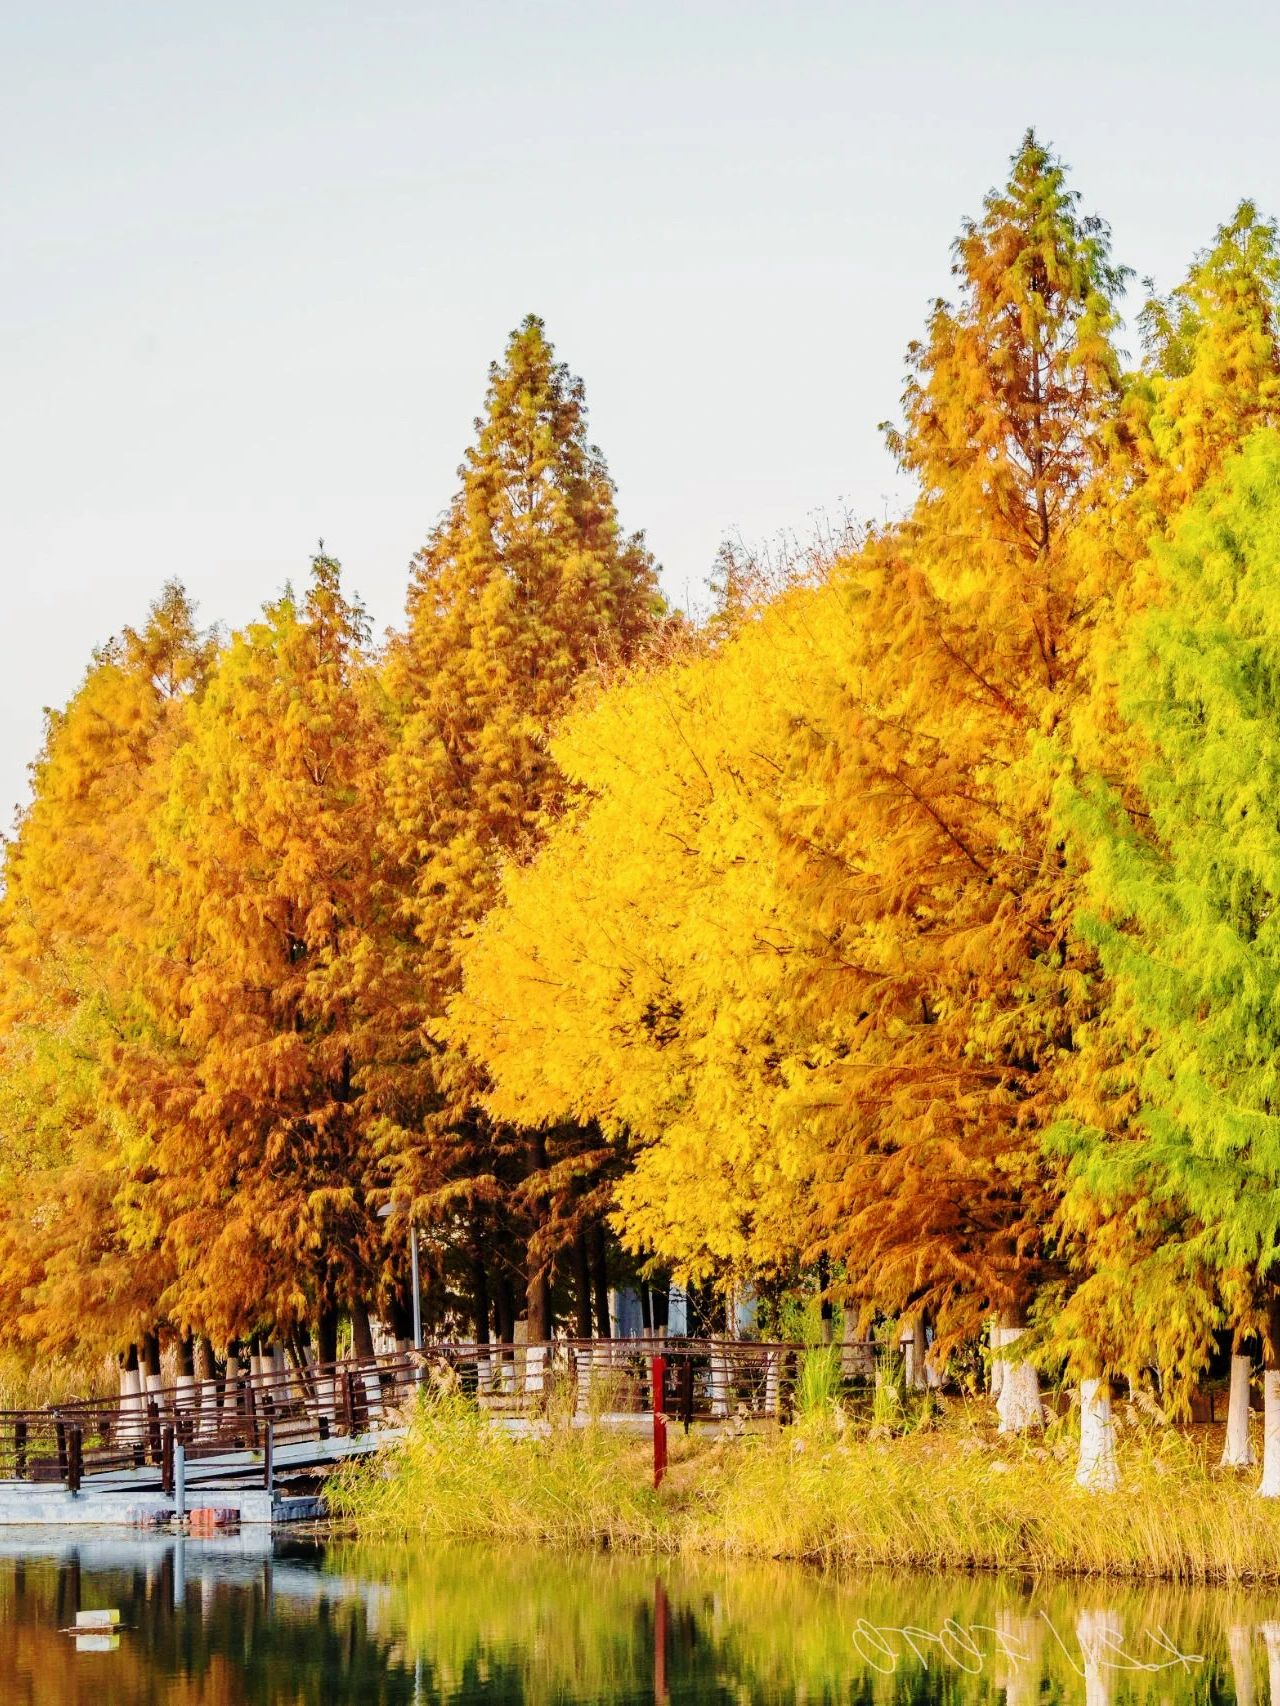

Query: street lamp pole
[
  {"left": 410, "top": 1217, "right": 422, "bottom": 1352},
  {"left": 378, "top": 1200, "right": 423, "bottom": 1354}
]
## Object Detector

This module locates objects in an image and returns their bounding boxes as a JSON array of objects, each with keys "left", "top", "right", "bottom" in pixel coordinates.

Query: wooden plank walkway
[{"left": 0, "top": 1335, "right": 881, "bottom": 1516}]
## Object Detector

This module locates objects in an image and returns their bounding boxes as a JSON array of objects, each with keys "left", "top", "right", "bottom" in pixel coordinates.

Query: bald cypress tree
[
  {"left": 375, "top": 315, "right": 662, "bottom": 1341},
  {"left": 1057, "top": 431, "right": 1280, "bottom": 1493}
]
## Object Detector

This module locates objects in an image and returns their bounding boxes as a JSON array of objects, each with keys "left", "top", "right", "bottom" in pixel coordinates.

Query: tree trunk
[
  {"left": 119, "top": 1344, "right": 142, "bottom": 1443},
  {"left": 194, "top": 1336, "right": 217, "bottom": 1436},
  {"left": 351, "top": 1301, "right": 375, "bottom": 1361},
  {"left": 175, "top": 1333, "right": 196, "bottom": 1419},
  {"left": 651, "top": 1277, "right": 670, "bottom": 1334},
  {"left": 315, "top": 1305, "right": 340, "bottom": 1426},
  {"left": 901, "top": 1312, "right": 928, "bottom": 1391},
  {"left": 1262, "top": 1293, "right": 1280, "bottom": 1497},
  {"left": 817, "top": 1253, "right": 833, "bottom": 1344},
  {"left": 495, "top": 1273, "right": 516, "bottom": 1346},
  {"left": 994, "top": 1303, "right": 1044, "bottom": 1432},
  {"left": 142, "top": 1330, "right": 162, "bottom": 1396},
  {"left": 386, "top": 1292, "right": 414, "bottom": 1350},
  {"left": 589, "top": 1222, "right": 611, "bottom": 1339},
  {"left": 1222, "top": 1351, "right": 1256, "bottom": 1467},
  {"left": 316, "top": 1306, "right": 339, "bottom": 1365},
  {"left": 1076, "top": 1376, "right": 1119, "bottom": 1490},
  {"left": 525, "top": 1134, "right": 552, "bottom": 1344},
  {"left": 639, "top": 1284, "right": 653, "bottom": 1333},
  {"left": 571, "top": 1234, "right": 592, "bottom": 1339},
  {"left": 350, "top": 1300, "right": 381, "bottom": 1420},
  {"left": 526, "top": 1268, "right": 551, "bottom": 1345}
]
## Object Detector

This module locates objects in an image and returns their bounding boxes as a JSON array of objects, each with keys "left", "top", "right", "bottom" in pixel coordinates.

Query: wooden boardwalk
[{"left": 0, "top": 1335, "right": 878, "bottom": 1513}]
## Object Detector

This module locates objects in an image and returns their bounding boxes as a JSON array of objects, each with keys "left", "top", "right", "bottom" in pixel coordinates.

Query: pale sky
[{"left": 6, "top": 0, "right": 1280, "bottom": 826}]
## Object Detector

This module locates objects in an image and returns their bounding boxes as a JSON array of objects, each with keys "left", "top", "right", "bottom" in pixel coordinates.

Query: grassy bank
[{"left": 329, "top": 1391, "right": 1280, "bottom": 1583}]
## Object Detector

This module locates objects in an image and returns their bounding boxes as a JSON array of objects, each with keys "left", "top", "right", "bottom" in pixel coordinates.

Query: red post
[{"left": 652, "top": 1355, "right": 668, "bottom": 1488}]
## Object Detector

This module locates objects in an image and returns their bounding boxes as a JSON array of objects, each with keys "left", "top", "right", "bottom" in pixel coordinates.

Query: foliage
[{"left": 4, "top": 137, "right": 1280, "bottom": 1405}]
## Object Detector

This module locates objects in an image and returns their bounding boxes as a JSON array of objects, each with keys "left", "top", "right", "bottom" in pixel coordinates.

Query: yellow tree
[
  {"left": 121, "top": 556, "right": 387, "bottom": 1354},
  {"left": 0, "top": 584, "right": 212, "bottom": 1364}
]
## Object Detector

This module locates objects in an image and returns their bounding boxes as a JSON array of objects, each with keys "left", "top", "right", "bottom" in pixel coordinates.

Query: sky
[{"left": 6, "top": 0, "right": 1280, "bottom": 825}]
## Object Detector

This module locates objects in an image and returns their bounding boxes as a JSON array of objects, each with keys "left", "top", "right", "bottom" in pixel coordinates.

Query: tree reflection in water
[{"left": 0, "top": 1533, "right": 1274, "bottom": 1704}]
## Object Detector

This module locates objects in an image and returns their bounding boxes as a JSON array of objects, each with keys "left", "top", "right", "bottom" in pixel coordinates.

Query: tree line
[{"left": 5, "top": 130, "right": 1280, "bottom": 1478}]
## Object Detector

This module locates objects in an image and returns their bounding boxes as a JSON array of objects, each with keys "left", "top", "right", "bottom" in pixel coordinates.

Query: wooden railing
[{"left": 0, "top": 1335, "right": 886, "bottom": 1492}]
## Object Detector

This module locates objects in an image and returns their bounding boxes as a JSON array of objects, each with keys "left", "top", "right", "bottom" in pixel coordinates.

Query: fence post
[
  {"left": 679, "top": 1359, "right": 694, "bottom": 1434},
  {"left": 68, "top": 1426, "right": 83, "bottom": 1494},
  {"left": 651, "top": 1355, "right": 668, "bottom": 1488},
  {"left": 161, "top": 1424, "right": 174, "bottom": 1497},
  {"left": 14, "top": 1419, "right": 27, "bottom": 1480},
  {"left": 174, "top": 1441, "right": 186, "bottom": 1521},
  {"left": 264, "top": 1421, "right": 274, "bottom": 1495},
  {"left": 55, "top": 1419, "right": 67, "bottom": 1484}
]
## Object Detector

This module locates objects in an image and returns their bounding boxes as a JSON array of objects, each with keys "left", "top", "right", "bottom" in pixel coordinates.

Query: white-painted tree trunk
[
  {"left": 1076, "top": 1378, "right": 1120, "bottom": 1491},
  {"left": 1076, "top": 1610, "right": 1123, "bottom": 1706},
  {"left": 710, "top": 1345, "right": 729, "bottom": 1419},
  {"left": 990, "top": 1317, "right": 1007, "bottom": 1403},
  {"left": 994, "top": 1324, "right": 1044, "bottom": 1432},
  {"left": 764, "top": 1351, "right": 779, "bottom": 1418},
  {"left": 1260, "top": 1371, "right": 1280, "bottom": 1496},
  {"left": 901, "top": 1314, "right": 928, "bottom": 1391},
  {"left": 575, "top": 1346, "right": 593, "bottom": 1417},
  {"left": 1229, "top": 1624, "right": 1256, "bottom": 1706},
  {"left": 840, "top": 1310, "right": 873, "bottom": 1382},
  {"left": 1222, "top": 1354, "right": 1257, "bottom": 1467},
  {"left": 524, "top": 1343, "right": 546, "bottom": 1398},
  {"left": 119, "top": 1365, "right": 142, "bottom": 1443},
  {"left": 196, "top": 1377, "right": 217, "bottom": 1438},
  {"left": 175, "top": 1371, "right": 196, "bottom": 1421}
]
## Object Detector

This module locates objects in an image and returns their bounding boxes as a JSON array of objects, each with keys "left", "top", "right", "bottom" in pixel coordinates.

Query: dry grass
[
  {"left": 331, "top": 1388, "right": 1280, "bottom": 1583},
  {"left": 0, "top": 1349, "right": 115, "bottom": 1410}
]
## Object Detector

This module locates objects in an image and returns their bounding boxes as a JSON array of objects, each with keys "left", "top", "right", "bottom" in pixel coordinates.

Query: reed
[
  {"left": 332, "top": 1390, "right": 1280, "bottom": 1582},
  {"left": 0, "top": 1349, "right": 115, "bottom": 1410}
]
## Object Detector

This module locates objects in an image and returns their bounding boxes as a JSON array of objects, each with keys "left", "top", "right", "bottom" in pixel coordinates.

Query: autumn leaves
[{"left": 3, "top": 134, "right": 1280, "bottom": 1428}]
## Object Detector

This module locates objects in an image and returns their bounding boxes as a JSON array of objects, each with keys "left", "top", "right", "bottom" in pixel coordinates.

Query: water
[{"left": 0, "top": 1529, "right": 1270, "bottom": 1704}]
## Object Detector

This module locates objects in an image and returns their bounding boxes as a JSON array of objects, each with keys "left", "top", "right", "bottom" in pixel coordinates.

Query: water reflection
[{"left": 0, "top": 1530, "right": 1275, "bottom": 1703}]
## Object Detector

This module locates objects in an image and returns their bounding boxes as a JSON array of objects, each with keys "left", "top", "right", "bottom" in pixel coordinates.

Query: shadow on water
[{"left": 0, "top": 1528, "right": 1275, "bottom": 1704}]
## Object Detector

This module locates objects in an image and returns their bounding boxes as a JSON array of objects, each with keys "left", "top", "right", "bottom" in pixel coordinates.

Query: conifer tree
[
  {"left": 795, "top": 133, "right": 1127, "bottom": 1366},
  {"left": 375, "top": 315, "right": 662, "bottom": 1339},
  {"left": 123, "top": 556, "right": 386, "bottom": 1345},
  {"left": 1055, "top": 431, "right": 1280, "bottom": 1492},
  {"left": 1140, "top": 201, "right": 1280, "bottom": 512},
  {"left": 0, "top": 585, "right": 212, "bottom": 1358}
]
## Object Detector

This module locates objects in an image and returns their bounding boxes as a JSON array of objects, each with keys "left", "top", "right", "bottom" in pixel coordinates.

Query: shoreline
[{"left": 327, "top": 1392, "right": 1280, "bottom": 1586}]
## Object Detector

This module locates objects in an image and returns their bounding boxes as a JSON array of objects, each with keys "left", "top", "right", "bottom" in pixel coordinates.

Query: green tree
[{"left": 1055, "top": 431, "right": 1280, "bottom": 1492}]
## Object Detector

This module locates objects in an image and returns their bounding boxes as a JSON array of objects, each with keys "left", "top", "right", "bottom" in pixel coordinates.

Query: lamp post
[{"left": 377, "top": 1201, "right": 423, "bottom": 1352}]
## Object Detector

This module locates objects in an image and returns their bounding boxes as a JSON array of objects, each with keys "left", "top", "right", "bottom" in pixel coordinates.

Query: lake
[{"left": 0, "top": 1529, "right": 1272, "bottom": 1704}]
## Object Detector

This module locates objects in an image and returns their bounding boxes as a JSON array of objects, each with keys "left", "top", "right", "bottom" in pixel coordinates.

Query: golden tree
[{"left": 375, "top": 315, "right": 663, "bottom": 1339}]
